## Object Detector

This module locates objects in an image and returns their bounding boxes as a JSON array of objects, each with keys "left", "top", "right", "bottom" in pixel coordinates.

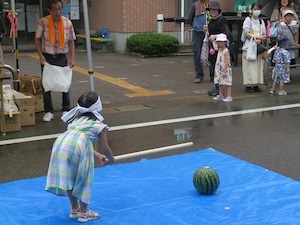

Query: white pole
[
  {"left": 180, "top": 0, "right": 184, "bottom": 43},
  {"left": 157, "top": 13, "right": 164, "bottom": 34},
  {"left": 115, "top": 142, "right": 193, "bottom": 161},
  {"left": 82, "top": 0, "right": 95, "bottom": 91}
]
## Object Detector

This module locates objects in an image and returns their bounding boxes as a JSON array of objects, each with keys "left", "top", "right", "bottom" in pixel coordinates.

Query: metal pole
[
  {"left": 82, "top": 0, "right": 94, "bottom": 91},
  {"left": 10, "top": 0, "right": 19, "bottom": 91},
  {"left": 180, "top": 0, "right": 184, "bottom": 43}
]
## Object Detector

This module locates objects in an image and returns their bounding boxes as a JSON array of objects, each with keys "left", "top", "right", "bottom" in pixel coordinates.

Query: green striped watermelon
[{"left": 193, "top": 166, "right": 220, "bottom": 195}]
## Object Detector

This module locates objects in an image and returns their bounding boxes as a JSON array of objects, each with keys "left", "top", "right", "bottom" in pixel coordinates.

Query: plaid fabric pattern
[
  {"left": 46, "top": 117, "right": 108, "bottom": 204},
  {"left": 35, "top": 15, "right": 76, "bottom": 55}
]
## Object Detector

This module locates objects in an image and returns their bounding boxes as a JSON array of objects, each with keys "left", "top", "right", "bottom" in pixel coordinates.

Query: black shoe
[
  {"left": 245, "top": 86, "right": 254, "bottom": 93},
  {"left": 253, "top": 86, "right": 262, "bottom": 92},
  {"left": 208, "top": 89, "right": 219, "bottom": 96}
]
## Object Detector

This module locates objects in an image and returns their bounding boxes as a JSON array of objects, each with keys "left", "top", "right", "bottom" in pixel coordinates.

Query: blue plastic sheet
[{"left": 1, "top": 148, "right": 300, "bottom": 225}]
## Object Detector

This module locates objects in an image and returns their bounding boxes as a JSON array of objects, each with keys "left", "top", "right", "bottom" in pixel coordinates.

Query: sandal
[
  {"left": 69, "top": 207, "right": 80, "bottom": 218},
  {"left": 78, "top": 209, "right": 99, "bottom": 223}
]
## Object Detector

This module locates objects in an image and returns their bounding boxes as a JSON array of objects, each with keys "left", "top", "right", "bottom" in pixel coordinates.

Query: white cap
[
  {"left": 283, "top": 9, "right": 294, "bottom": 17},
  {"left": 216, "top": 33, "right": 227, "bottom": 42}
]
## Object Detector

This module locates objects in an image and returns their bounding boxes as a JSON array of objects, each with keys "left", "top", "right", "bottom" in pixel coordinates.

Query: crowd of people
[{"left": 187, "top": 0, "right": 300, "bottom": 101}]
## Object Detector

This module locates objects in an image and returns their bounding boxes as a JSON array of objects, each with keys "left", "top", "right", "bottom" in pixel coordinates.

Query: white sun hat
[{"left": 216, "top": 33, "right": 227, "bottom": 42}]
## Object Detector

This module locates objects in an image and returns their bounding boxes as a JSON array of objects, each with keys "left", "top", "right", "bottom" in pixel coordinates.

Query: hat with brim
[
  {"left": 206, "top": 1, "right": 221, "bottom": 10},
  {"left": 216, "top": 33, "right": 227, "bottom": 42},
  {"left": 283, "top": 9, "right": 294, "bottom": 17}
]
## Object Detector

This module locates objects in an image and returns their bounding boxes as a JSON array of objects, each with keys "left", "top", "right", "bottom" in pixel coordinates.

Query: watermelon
[{"left": 193, "top": 166, "right": 220, "bottom": 195}]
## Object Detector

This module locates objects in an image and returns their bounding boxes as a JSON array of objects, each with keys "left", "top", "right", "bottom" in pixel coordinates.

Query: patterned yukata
[
  {"left": 214, "top": 48, "right": 232, "bottom": 86},
  {"left": 46, "top": 117, "right": 108, "bottom": 204},
  {"left": 272, "top": 47, "right": 291, "bottom": 84}
]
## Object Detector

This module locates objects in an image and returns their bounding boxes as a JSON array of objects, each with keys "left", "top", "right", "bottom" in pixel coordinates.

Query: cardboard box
[
  {"left": 34, "top": 94, "right": 44, "bottom": 113},
  {"left": 14, "top": 93, "right": 35, "bottom": 108},
  {"left": 20, "top": 74, "right": 43, "bottom": 95},
  {"left": 1, "top": 112, "right": 21, "bottom": 132},
  {"left": 19, "top": 106, "right": 35, "bottom": 126},
  {"left": 14, "top": 93, "right": 36, "bottom": 126},
  {"left": 18, "top": 86, "right": 44, "bottom": 113}
]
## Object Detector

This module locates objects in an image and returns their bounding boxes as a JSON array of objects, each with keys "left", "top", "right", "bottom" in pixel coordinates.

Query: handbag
[
  {"left": 246, "top": 36, "right": 257, "bottom": 61},
  {"left": 257, "top": 42, "right": 267, "bottom": 55},
  {"left": 200, "top": 32, "right": 210, "bottom": 66},
  {"left": 270, "top": 23, "right": 278, "bottom": 38},
  {"left": 42, "top": 62, "right": 73, "bottom": 93}
]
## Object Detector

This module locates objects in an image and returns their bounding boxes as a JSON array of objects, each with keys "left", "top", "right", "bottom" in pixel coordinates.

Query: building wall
[
  {"left": 74, "top": 0, "right": 236, "bottom": 53},
  {"left": 218, "top": 0, "right": 235, "bottom": 13}
]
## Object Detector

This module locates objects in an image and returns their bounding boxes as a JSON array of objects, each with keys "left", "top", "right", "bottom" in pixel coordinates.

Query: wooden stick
[{"left": 115, "top": 142, "right": 193, "bottom": 161}]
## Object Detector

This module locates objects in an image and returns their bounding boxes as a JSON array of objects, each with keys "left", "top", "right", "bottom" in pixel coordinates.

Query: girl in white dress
[{"left": 213, "top": 33, "right": 233, "bottom": 102}]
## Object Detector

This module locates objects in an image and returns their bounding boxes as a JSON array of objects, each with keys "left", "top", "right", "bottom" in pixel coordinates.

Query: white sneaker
[
  {"left": 43, "top": 112, "right": 54, "bottom": 122},
  {"left": 62, "top": 111, "right": 68, "bottom": 116},
  {"left": 223, "top": 97, "right": 233, "bottom": 102},
  {"left": 213, "top": 95, "right": 224, "bottom": 101},
  {"left": 278, "top": 90, "right": 287, "bottom": 96}
]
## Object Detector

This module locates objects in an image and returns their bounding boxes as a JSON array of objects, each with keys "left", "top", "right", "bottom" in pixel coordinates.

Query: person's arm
[
  {"left": 220, "top": 17, "right": 228, "bottom": 35},
  {"left": 35, "top": 37, "right": 46, "bottom": 65},
  {"left": 187, "top": 4, "right": 195, "bottom": 27},
  {"left": 94, "top": 150, "right": 109, "bottom": 165},
  {"left": 96, "top": 129, "right": 115, "bottom": 165},
  {"left": 256, "top": 20, "right": 266, "bottom": 42},
  {"left": 286, "top": 63, "right": 290, "bottom": 74},
  {"left": 35, "top": 19, "right": 46, "bottom": 65},
  {"left": 68, "top": 39, "right": 75, "bottom": 67},
  {"left": 67, "top": 21, "right": 76, "bottom": 67},
  {"left": 291, "top": 24, "right": 300, "bottom": 46},
  {"left": 243, "top": 17, "right": 252, "bottom": 39}
]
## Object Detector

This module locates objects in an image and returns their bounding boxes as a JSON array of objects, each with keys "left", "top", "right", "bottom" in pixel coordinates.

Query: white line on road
[{"left": 1, "top": 103, "right": 300, "bottom": 146}]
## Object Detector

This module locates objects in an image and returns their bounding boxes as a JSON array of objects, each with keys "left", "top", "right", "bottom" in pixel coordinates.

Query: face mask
[{"left": 253, "top": 10, "right": 261, "bottom": 17}]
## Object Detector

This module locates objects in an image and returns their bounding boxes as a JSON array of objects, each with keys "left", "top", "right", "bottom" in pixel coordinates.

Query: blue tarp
[{"left": 1, "top": 148, "right": 300, "bottom": 225}]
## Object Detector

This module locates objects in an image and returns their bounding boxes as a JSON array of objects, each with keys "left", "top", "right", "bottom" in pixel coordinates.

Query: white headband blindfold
[{"left": 61, "top": 96, "right": 104, "bottom": 122}]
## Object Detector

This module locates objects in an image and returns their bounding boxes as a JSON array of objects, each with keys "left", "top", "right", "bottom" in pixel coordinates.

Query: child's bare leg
[
  {"left": 79, "top": 201, "right": 89, "bottom": 213},
  {"left": 67, "top": 190, "right": 79, "bottom": 210},
  {"left": 279, "top": 83, "right": 284, "bottom": 91},
  {"left": 79, "top": 200, "right": 98, "bottom": 217},
  {"left": 219, "top": 85, "right": 224, "bottom": 97},
  {"left": 226, "top": 86, "right": 232, "bottom": 98},
  {"left": 271, "top": 82, "right": 276, "bottom": 90}
]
